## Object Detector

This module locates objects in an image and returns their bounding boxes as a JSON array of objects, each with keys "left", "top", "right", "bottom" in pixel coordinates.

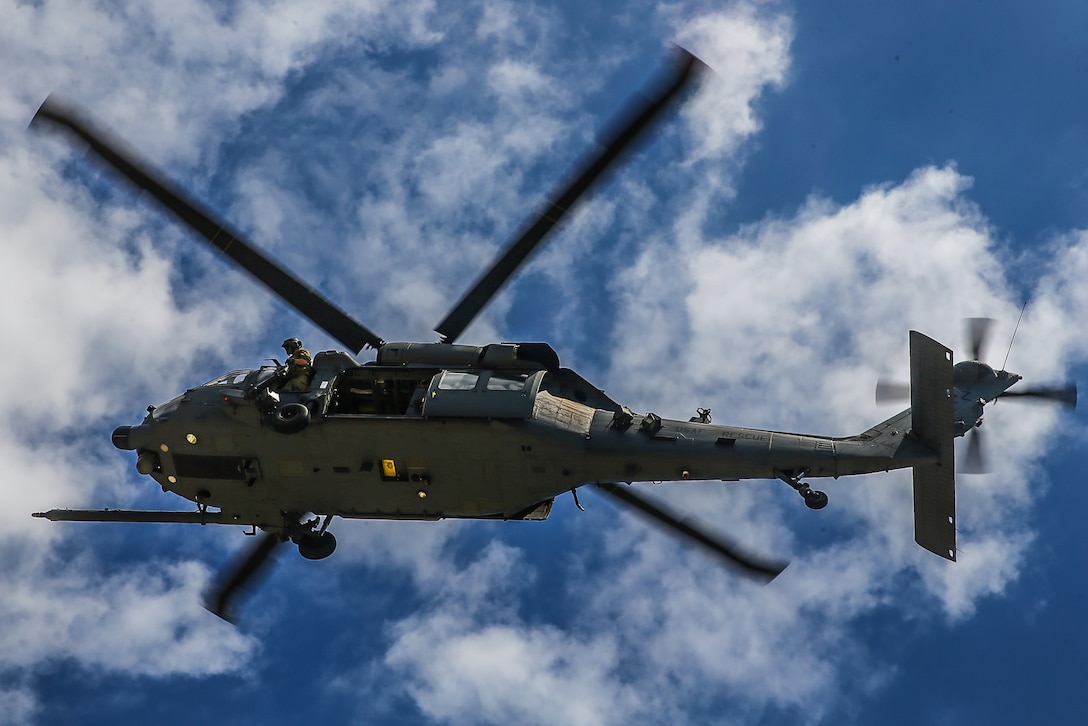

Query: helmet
[{"left": 281, "top": 337, "right": 302, "bottom": 351}]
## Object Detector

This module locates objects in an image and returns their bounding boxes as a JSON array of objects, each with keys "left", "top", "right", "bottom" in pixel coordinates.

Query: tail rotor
[{"left": 876, "top": 317, "right": 1077, "bottom": 475}]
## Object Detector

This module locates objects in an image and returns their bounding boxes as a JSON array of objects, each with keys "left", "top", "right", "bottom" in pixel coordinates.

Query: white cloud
[
  {"left": 0, "top": 684, "right": 37, "bottom": 726},
  {"left": 0, "top": 557, "right": 254, "bottom": 674},
  {"left": 1, "top": 1, "right": 444, "bottom": 163},
  {"left": 0, "top": 554, "right": 257, "bottom": 720},
  {"left": 675, "top": 7, "right": 794, "bottom": 165},
  {"left": 382, "top": 542, "right": 638, "bottom": 726}
]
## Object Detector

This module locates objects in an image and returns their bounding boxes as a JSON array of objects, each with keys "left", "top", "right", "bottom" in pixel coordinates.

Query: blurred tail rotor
[
  {"left": 998, "top": 384, "right": 1078, "bottom": 408},
  {"left": 959, "top": 427, "right": 989, "bottom": 475},
  {"left": 966, "top": 317, "right": 994, "bottom": 362},
  {"left": 876, "top": 316, "right": 1077, "bottom": 476},
  {"left": 875, "top": 379, "right": 911, "bottom": 404}
]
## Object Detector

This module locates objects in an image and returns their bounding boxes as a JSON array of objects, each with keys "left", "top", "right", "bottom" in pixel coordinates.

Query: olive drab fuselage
[{"left": 109, "top": 344, "right": 939, "bottom": 532}]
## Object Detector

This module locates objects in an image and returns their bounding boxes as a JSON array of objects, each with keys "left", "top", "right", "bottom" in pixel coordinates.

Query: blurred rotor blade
[
  {"left": 965, "top": 317, "right": 994, "bottom": 362},
  {"left": 434, "top": 48, "right": 707, "bottom": 343},
  {"left": 204, "top": 531, "right": 283, "bottom": 623},
  {"left": 999, "top": 383, "right": 1078, "bottom": 409},
  {"left": 959, "top": 427, "right": 989, "bottom": 475},
  {"left": 875, "top": 378, "right": 911, "bottom": 404},
  {"left": 31, "top": 95, "right": 384, "bottom": 353},
  {"left": 594, "top": 482, "right": 788, "bottom": 582}
]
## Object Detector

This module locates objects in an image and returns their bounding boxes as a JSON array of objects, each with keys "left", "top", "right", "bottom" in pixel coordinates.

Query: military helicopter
[{"left": 29, "top": 49, "right": 1076, "bottom": 622}]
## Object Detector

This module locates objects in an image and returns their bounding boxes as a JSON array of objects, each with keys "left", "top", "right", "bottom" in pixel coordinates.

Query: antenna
[{"left": 1000, "top": 301, "right": 1028, "bottom": 372}]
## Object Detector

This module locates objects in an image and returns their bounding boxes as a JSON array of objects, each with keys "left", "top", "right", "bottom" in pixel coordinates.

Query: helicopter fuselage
[{"left": 106, "top": 346, "right": 938, "bottom": 532}]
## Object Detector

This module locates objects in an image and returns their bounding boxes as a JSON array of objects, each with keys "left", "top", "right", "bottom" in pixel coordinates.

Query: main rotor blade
[
  {"left": 434, "top": 48, "right": 707, "bottom": 343},
  {"left": 204, "top": 531, "right": 283, "bottom": 623},
  {"left": 31, "top": 95, "right": 384, "bottom": 353},
  {"left": 999, "top": 383, "right": 1078, "bottom": 409},
  {"left": 965, "top": 317, "right": 994, "bottom": 362},
  {"left": 594, "top": 482, "right": 788, "bottom": 582}
]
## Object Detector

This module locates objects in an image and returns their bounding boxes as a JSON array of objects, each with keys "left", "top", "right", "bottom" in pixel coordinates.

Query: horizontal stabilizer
[
  {"left": 913, "top": 465, "right": 956, "bottom": 560},
  {"left": 908, "top": 331, "right": 956, "bottom": 560},
  {"left": 33, "top": 509, "right": 226, "bottom": 524}
]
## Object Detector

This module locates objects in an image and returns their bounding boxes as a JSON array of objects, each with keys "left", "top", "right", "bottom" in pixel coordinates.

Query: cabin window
[
  {"left": 437, "top": 372, "right": 480, "bottom": 391},
  {"left": 486, "top": 372, "right": 530, "bottom": 391},
  {"left": 422, "top": 370, "right": 544, "bottom": 419}
]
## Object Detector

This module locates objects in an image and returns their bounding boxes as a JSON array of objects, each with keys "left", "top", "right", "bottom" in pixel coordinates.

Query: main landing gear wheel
[
  {"left": 802, "top": 489, "right": 829, "bottom": 510},
  {"left": 296, "top": 531, "right": 337, "bottom": 560}
]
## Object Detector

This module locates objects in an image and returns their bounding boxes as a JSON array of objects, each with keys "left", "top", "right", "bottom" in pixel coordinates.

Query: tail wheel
[{"left": 803, "top": 490, "right": 829, "bottom": 510}]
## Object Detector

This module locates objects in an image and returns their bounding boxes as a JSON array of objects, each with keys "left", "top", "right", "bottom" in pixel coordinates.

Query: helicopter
[{"left": 29, "top": 49, "right": 1077, "bottom": 622}]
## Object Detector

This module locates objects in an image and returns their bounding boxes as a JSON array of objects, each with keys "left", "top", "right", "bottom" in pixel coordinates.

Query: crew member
[{"left": 280, "top": 337, "right": 312, "bottom": 391}]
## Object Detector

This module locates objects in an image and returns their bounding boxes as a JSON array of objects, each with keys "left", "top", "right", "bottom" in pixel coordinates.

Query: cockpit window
[
  {"left": 249, "top": 367, "right": 278, "bottom": 388},
  {"left": 151, "top": 394, "right": 184, "bottom": 421},
  {"left": 201, "top": 370, "right": 252, "bottom": 387},
  {"left": 437, "top": 372, "right": 480, "bottom": 391}
]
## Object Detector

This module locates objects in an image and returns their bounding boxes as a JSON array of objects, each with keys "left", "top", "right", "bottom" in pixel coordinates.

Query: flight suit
[{"left": 281, "top": 346, "right": 313, "bottom": 392}]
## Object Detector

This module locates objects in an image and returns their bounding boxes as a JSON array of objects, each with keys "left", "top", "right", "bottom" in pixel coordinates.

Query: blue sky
[{"left": 3, "top": 1, "right": 1088, "bottom": 724}]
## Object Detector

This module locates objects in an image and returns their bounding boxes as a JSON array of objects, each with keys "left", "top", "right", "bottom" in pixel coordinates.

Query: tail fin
[{"left": 908, "top": 331, "right": 957, "bottom": 561}]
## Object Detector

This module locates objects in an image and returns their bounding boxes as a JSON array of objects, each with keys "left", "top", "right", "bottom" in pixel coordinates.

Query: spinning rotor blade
[
  {"left": 999, "top": 383, "right": 1078, "bottom": 409},
  {"left": 204, "top": 531, "right": 284, "bottom": 623},
  {"left": 959, "top": 428, "right": 989, "bottom": 475},
  {"left": 875, "top": 378, "right": 911, "bottom": 404},
  {"left": 31, "top": 95, "right": 384, "bottom": 353},
  {"left": 594, "top": 482, "right": 788, "bottom": 582},
  {"left": 965, "top": 317, "right": 994, "bottom": 362},
  {"left": 434, "top": 48, "right": 707, "bottom": 343}
]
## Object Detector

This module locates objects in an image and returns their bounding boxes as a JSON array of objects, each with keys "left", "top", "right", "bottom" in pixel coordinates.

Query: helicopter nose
[{"left": 112, "top": 426, "right": 135, "bottom": 450}]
